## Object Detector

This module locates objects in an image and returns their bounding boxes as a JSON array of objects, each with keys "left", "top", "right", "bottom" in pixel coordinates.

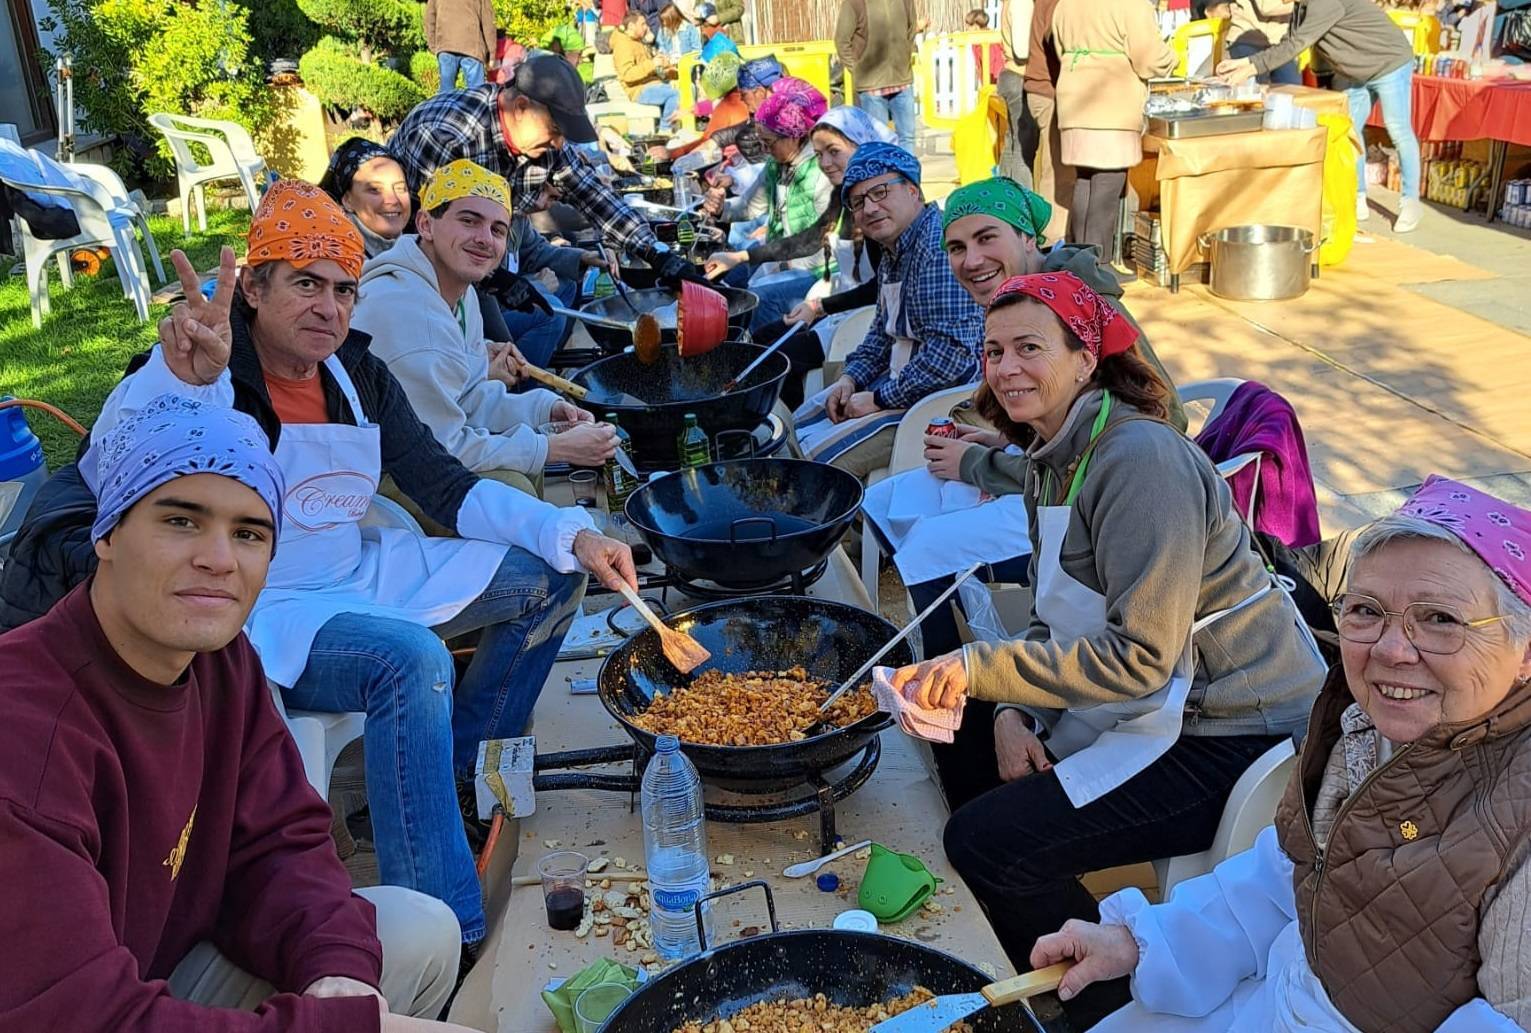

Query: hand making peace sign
[{"left": 159, "top": 246, "right": 238, "bottom": 386}]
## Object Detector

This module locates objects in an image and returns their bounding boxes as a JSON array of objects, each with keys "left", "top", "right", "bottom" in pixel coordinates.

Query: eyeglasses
[
  {"left": 1330, "top": 592, "right": 1509, "bottom": 655},
  {"left": 847, "top": 181, "right": 900, "bottom": 213}
]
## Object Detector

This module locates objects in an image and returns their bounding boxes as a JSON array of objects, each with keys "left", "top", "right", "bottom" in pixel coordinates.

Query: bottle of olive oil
[
  {"left": 603, "top": 413, "right": 638, "bottom": 514},
  {"left": 676, "top": 413, "right": 711, "bottom": 468}
]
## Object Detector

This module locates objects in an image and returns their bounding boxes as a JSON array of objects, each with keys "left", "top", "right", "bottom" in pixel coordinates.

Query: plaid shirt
[
  {"left": 843, "top": 204, "right": 984, "bottom": 410},
  {"left": 388, "top": 84, "right": 663, "bottom": 260}
]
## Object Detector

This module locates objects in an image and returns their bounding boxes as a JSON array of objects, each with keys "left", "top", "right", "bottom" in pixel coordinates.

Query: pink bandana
[
  {"left": 1398, "top": 475, "right": 1531, "bottom": 607},
  {"left": 987, "top": 272, "right": 1139, "bottom": 358},
  {"left": 755, "top": 77, "right": 828, "bottom": 139}
]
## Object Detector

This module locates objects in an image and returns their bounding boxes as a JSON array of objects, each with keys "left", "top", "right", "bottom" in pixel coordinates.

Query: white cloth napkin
[{"left": 870, "top": 665, "right": 964, "bottom": 744}]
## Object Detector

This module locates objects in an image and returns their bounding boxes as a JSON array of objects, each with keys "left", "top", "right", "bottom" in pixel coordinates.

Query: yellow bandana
[{"left": 420, "top": 159, "right": 513, "bottom": 215}]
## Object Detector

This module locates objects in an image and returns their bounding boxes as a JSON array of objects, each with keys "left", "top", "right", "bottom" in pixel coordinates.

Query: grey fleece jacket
[
  {"left": 352, "top": 235, "right": 560, "bottom": 475},
  {"left": 958, "top": 243, "right": 1186, "bottom": 495},
  {"left": 1250, "top": 0, "right": 1413, "bottom": 83},
  {"left": 962, "top": 388, "right": 1325, "bottom": 739}
]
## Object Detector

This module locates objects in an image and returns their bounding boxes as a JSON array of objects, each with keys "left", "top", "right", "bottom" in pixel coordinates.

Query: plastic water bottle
[
  {"left": 0, "top": 399, "right": 47, "bottom": 564},
  {"left": 641, "top": 735, "right": 712, "bottom": 959}
]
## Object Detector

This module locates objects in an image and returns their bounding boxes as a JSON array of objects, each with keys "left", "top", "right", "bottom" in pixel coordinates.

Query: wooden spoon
[
  {"left": 615, "top": 582, "right": 711, "bottom": 674},
  {"left": 520, "top": 363, "right": 589, "bottom": 399}
]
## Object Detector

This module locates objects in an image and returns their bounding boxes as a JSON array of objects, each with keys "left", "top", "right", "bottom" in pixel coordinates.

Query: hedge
[{"left": 298, "top": 36, "right": 425, "bottom": 121}]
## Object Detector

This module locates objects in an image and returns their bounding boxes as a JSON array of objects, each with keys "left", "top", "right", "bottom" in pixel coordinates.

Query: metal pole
[{"left": 54, "top": 54, "right": 74, "bottom": 163}]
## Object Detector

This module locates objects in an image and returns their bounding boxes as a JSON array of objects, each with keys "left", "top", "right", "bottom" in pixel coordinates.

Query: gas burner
[
  {"left": 663, "top": 559, "right": 829, "bottom": 601},
  {"left": 533, "top": 740, "right": 880, "bottom": 854}
]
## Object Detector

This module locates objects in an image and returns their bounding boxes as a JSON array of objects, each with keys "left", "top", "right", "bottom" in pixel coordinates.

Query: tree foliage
[
  {"left": 295, "top": 0, "right": 423, "bottom": 59},
  {"left": 298, "top": 36, "right": 425, "bottom": 121},
  {"left": 494, "top": 0, "right": 570, "bottom": 47},
  {"left": 38, "top": 0, "right": 275, "bottom": 180}
]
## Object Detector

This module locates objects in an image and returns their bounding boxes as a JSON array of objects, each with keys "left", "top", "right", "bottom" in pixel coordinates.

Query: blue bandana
[
  {"left": 841, "top": 141, "right": 922, "bottom": 204},
  {"left": 82, "top": 394, "right": 285, "bottom": 545},
  {"left": 737, "top": 56, "right": 784, "bottom": 90}
]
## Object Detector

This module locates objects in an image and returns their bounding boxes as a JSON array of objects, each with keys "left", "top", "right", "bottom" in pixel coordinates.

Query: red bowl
[{"left": 677, "top": 280, "right": 729, "bottom": 357}]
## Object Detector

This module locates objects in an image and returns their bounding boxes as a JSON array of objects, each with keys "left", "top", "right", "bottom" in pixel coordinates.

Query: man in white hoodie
[{"left": 353, "top": 159, "right": 616, "bottom": 514}]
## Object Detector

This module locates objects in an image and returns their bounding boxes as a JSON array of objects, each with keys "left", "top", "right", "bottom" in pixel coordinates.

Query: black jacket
[{"left": 0, "top": 300, "right": 484, "bottom": 632}]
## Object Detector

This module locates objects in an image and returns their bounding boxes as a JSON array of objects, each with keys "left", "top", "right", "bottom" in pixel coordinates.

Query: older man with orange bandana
[{"left": 2, "top": 180, "right": 638, "bottom": 969}]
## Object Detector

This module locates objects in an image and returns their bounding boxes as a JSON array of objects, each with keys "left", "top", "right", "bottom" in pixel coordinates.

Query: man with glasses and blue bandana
[{"left": 793, "top": 142, "right": 984, "bottom": 478}]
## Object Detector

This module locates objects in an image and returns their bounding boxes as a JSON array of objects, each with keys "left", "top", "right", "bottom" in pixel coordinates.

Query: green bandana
[
  {"left": 700, "top": 52, "right": 743, "bottom": 100},
  {"left": 941, "top": 176, "right": 1052, "bottom": 246}
]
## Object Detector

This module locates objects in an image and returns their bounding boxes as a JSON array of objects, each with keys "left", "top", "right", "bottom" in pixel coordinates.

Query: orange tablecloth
[
  {"left": 1132, "top": 126, "right": 1327, "bottom": 276},
  {"left": 1367, "top": 74, "right": 1531, "bottom": 146}
]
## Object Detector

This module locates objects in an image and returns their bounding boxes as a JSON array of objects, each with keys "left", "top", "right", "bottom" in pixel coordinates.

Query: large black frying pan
[
  {"left": 570, "top": 341, "right": 787, "bottom": 469},
  {"left": 596, "top": 596, "right": 913, "bottom": 783},
  {"left": 577, "top": 285, "right": 757, "bottom": 354},
  {"left": 624, "top": 459, "right": 863, "bottom": 588},
  {"left": 600, "top": 883, "right": 1050, "bottom": 1033}
]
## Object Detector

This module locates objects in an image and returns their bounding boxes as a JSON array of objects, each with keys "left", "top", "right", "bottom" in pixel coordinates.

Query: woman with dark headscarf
[{"left": 318, "top": 138, "right": 412, "bottom": 258}]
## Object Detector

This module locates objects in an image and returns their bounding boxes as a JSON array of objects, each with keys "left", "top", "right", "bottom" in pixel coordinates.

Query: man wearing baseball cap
[{"left": 389, "top": 53, "right": 709, "bottom": 289}]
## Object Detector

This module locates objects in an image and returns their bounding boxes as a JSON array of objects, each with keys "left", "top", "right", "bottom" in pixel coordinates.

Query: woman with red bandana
[{"left": 885, "top": 272, "right": 1327, "bottom": 1026}]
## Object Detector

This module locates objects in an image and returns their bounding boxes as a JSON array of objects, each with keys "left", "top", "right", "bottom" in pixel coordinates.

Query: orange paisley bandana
[{"left": 246, "top": 180, "right": 365, "bottom": 280}]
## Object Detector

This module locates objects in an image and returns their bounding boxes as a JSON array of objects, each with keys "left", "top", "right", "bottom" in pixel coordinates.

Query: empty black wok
[
  {"left": 578, "top": 285, "right": 757, "bottom": 354},
  {"left": 570, "top": 341, "right": 787, "bottom": 469},
  {"left": 597, "top": 596, "right": 911, "bottom": 782},
  {"left": 600, "top": 894, "right": 1043, "bottom": 1033},
  {"left": 624, "top": 459, "right": 863, "bottom": 588}
]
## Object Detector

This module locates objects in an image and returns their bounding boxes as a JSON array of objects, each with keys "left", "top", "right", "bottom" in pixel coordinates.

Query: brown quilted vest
[{"left": 1274, "top": 668, "right": 1531, "bottom": 1033}]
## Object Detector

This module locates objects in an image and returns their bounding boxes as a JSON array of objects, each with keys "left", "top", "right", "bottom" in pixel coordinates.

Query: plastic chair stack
[{"left": 147, "top": 113, "right": 267, "bottom": 233}]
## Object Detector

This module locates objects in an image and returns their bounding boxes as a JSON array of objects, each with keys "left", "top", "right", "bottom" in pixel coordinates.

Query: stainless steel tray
[{"left": 1148, "top": 111, "right": 1265, "bottom": 139}]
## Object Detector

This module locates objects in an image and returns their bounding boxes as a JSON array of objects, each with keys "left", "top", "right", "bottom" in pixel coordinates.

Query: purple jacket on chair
[{"left": 1194, "top": 380, "right": 1321, "bottom": 548}]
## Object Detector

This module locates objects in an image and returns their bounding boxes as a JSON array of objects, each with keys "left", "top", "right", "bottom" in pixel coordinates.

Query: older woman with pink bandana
[
  {"left": 1029, "top": 476, "right": 1531, "bottom": 1033},
  {"left": 701, "top": 77, "right": 834, "bottom": 331}
]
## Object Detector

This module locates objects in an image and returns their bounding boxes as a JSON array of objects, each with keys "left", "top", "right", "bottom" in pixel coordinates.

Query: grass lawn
[{"left": 1, "top": 208, "right": 251, "bottom": 469}]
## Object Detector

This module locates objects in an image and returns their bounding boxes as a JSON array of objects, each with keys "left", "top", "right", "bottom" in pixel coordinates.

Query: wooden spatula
[
  {"left": 868, "top": 963, "right": 1075, "bottom": 1033},
  {"left": 520, "top": 363, "right": 589, "bottom": 399},
  {"left": 616, "top": 582, "right": 711, "bottom": 673}
]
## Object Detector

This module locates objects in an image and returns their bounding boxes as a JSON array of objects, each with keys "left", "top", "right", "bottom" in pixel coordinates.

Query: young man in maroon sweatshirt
[{"left": 0, "top": 395, "right": 474, "bottom": 1033}]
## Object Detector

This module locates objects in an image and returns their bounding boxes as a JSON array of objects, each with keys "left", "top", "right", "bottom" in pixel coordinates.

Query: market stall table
[
  {"left": 467, "top": 549, "right": 1014, "bottom": 1033},
  {"left": 1365, "top": 74, "right": 1531, "bottom": 220},
  {"left": 1129, "top": 125, "right": 1327, "bottom": 290}
]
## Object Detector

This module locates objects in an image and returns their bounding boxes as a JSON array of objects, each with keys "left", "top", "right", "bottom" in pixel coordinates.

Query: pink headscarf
[
  {"left": 755, "top": 77, "right": 828, "bottom": 139},
  {"left": 1397, "top": 475, "right": 1531, "bottom": 607}
]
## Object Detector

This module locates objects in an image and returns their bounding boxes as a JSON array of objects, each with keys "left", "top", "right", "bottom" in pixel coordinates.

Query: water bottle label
[{"left": 653, "top": 887, "right": 701, "bottom": 911}]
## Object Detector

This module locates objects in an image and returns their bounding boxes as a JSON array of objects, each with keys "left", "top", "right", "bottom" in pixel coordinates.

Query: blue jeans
[
  {"left": 437, "top": 52, "right": 486, "bottom": 92},
  {"left": 636, "top": 82, "right": 681, "bottom": 127},
  {"left": 738, "top": 269, "right": 818, "bottom": 334},
  {"left": 500, "top": 277, "right": 578, "bottom": 369},
  {"left": 1340, "top": 61, "right": 1420, "bottom": 201},
  {"left": 857, "top": 87, "right": 918, "bottom": 151},
  {"left": 1228, "top": 40, "right": 1300, "bottom": 86},
  {"left": 282, "top": 549, "right": 586, "bottom": 942}
]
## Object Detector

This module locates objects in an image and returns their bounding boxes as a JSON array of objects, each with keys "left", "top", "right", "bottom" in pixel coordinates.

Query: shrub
[
  {"left": 299, "top": 36, "right": 425, "bottom": 121},
  {"left": 38, "top": 0, "right": 275, "bottom": 181},
  {"left": 296, "top": 0, "right": 423, "bottom": 59},
  {"left": 409, "top": 49, "right": 440, "bottom": 95},
  {"left": 248, "top": 0, "right": 322, "bottom": 61},
  {"left": 494, "top": 0, "right": 569, "bottom": 46}
]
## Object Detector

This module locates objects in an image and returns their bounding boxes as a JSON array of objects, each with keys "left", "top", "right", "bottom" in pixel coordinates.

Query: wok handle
[
  {"left": 981, "top": 962, "right": 1074, "bottom": 1006},
  {"left": 604, "top": 593, "right": 671, "bottom": 639},
  {"left": 714, "top": 428, "right": 758, "bottom": 460},
  {"left": 521, "top": 364, "right": 589, "bottom": 399},
  {"left": 729, "top": 515, "right": 778, "bottom": 544},
  {"left": 694, "top": 880, "right": 778, "bottom": 951}
]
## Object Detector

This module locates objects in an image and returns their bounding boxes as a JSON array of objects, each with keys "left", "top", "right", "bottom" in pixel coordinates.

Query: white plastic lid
[{"left": 833, "top": 909, "right": 878, "bottom": 932}]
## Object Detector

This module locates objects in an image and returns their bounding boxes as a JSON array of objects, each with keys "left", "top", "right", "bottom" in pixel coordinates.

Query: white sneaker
[
  {"left": 1356, "top": 194, "right": 1371, "bottom": 222},
  {"left": 1393, "top": 197, "right": 1424, "bottom": 234}
]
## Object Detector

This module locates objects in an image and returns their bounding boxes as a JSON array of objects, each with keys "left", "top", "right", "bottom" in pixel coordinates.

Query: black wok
[
  {"left": 596, "top": 596, "right": 912, "bottom": 782},
  {"left": 578, "top": 285, "right": 757, "bottom": 354},
  {"left": 600, "top": 884, "right": 1045, "bottom": 1033},
  {"left": 624, "top": 459, "right": 863, "bottom": 588},
  {"left": 570, "top": 341, "right": 786, "bottom": 469}
]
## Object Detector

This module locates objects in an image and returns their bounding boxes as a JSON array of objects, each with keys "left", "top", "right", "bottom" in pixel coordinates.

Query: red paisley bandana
[{"left": 987, "top": 272, "right": 1139, "bottom": 358}]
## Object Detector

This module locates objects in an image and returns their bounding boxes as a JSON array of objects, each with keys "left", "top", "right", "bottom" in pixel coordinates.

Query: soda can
[{"left": 926, "top": 417, "right": 961, "bottom": 440}]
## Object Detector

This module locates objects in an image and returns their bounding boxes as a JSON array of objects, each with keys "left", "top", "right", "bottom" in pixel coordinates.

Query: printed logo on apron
[{"left": 285, "top": 469, "right": 378, "bottom": 532}]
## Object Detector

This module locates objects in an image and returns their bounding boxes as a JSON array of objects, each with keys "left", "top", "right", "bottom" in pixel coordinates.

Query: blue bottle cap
[{"left": 816, "top": 872, "right": 840, "bottom": 892}]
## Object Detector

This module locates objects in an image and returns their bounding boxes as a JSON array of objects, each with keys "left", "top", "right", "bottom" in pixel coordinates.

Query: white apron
[
  {"left": 861, "top": 466, "right": 1031, "bottom": 585},
  {"left": 793, "top": 281, "right": 915, "bottom": 462},
  {"left": 807, "top": 232, "right": 878, "bottom": 348},
  {"left": 247, "top": 355, "right": 508, "bottom": 687},
  {"left": 1024, "top": 398, "right": 1319, "bottom": 808}
]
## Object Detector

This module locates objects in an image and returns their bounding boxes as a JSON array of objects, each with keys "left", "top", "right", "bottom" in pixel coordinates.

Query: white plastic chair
[
  {"left": 1179, "top": 378, "right": 1261, "bottom": 525},
  {"left": 860, "top": 383, "right": 980, "bottom": 599},
  {"left": 0, "top": 155, "right": 159, "bottom": 328},
  {"left": 804, "top": 306, "right": 876, "bottom": 398},
  {"left": 148, "top": 112, "right": 266, "bottom": 232},
  {"left": 1153, "top": 738, "right": 1297, "bottom": 898},
  {"left": 586, "top": 100, "right": 664, "bottom": 137}
]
